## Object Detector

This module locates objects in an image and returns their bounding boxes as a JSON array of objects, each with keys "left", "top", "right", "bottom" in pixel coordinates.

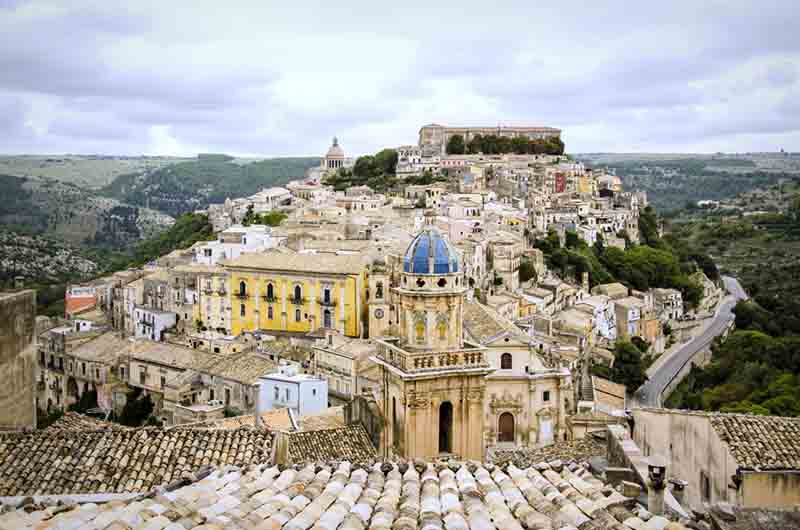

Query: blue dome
[{"left": 403, "top": 228, "right": 460, "bottom": 274}]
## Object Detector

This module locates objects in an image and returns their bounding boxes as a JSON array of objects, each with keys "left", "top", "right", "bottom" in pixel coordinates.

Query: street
[{"left": 633, "top": 275, "right": 748, "bottom": 407}]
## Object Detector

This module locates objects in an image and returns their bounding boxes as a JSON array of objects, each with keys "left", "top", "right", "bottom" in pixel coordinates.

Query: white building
[
  {"left": 575, "top": 295, "right": 617, "bottom": 341},
  {"left": 194, "top": 224, "right": 283, "bottom": 265},
  {"left": 134, "top": 307, "right": 177, "bottom": 342},
  {"left": 258, "top": 363, "right": 328, "bottom": 417}
]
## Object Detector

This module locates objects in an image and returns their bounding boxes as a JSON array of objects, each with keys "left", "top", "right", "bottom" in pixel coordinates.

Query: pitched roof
[
  {"left": 288, "top": 424, "right": 376, "bottom": 464},
  {"left": 710, "top": 413, "right": 800, "bottom": 471},
  {"left": 69, "top": 331, "right": 133, "bottom": 363},
  {"left": 463, "top": 300, "right": 529, "bottom": 345},
  {"left": 131, "top": 341, "right": 276, "bottom": 384},
  {"left": 0, "top": 458, "right": 645, "bottom": 530},
  {"left": 44, "top": 412, "right": 131, "bottom": 433},
  {"left": 179, "top": 406, "right": 346, "bottom": 432},
  {"left": 222, "top": 251, "right": 365, "bottom": 275},
  {"left": 0, "top": 427, "right": 273, "bottom": 495}
]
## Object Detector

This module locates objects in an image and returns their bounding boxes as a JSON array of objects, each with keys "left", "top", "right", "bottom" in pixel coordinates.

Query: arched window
[
  {"left": 294, "top": 285, "right": 302, "bottom": 303},
  {"left": 438, "top": 319, "right": 447, "bottom": 341},
  {"left": 501, "top": 353, "right": 512, "bottom": 370},
  {"left": 239, "top": 281, "right": 246, "bottom": 297},
  {"left": 267, "top": 306, "right": 273, "bottom": 320},
  {"left": 295, "top": 309, "right": 301, "bottom": 322},
  {"left": 266, "top": 283, "right": 274, "bottom": 300}
]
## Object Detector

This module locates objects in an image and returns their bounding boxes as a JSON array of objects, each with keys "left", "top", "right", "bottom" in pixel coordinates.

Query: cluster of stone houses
[
  {"left": 4, "top": 125, "right": 795, "bottom": 517},
  {"left": 36, "top": 127, "right": 721, "bottom": 459}
]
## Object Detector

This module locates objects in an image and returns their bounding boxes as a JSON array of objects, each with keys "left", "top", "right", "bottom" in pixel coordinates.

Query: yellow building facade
[{"left": 224, "top": 252, "right": 367, "bottom": 338}]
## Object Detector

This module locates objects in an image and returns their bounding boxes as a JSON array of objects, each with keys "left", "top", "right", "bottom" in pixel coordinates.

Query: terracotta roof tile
[
  {"left": 710, "top": 413, "right": 800, "bottom": 471},
  {"left": 45, "top": 412, "right": 131, "bottom": 433},
  {"left": 0, "top": 459, "right": 655, "bottom": 530},
  {"left": 288, "top": 425, "right": 376, "bottom": 464},
  {"left": 0, "top": 427, "right": 273, "bottom": 496}
]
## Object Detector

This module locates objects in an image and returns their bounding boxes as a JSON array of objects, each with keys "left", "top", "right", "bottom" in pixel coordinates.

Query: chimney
[
  {"left": 647, "top": 455, "right": 667, "bottom": 516},
  {"left": 253, "top": 381, "right": 263, "bottom": 428}
]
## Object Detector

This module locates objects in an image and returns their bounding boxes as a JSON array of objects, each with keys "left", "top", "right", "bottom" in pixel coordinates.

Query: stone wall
[{"left": 0, "top": 291, "right": 37, "bottom": 430}]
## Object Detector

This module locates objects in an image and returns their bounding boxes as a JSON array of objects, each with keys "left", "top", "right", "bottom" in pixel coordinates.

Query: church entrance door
[
  {"left": 539, "top": 417, "right": 553, "bottom": 446},
  {"left": 439, "top": 401, "right": 453, "bottom": 453},
  {"left": 498, "top": 412, "right": 515, "bottom": 442}
]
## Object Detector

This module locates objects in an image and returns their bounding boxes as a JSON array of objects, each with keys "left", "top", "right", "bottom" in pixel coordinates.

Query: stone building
[
  {"left": 419, "top": 123, "right": 562, "bottom": 156},
  {"left": 0, "top": 290, "right": 37, "bottom": 429},
  {"left": 373, "top": 222, "right": 492, "bottom": 460},
  {"left": 633, "top": 408, "right": 800, "bottom": 510}
]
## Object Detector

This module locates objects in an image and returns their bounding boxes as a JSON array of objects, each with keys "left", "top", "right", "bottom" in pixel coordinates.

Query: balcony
[
  {"left": 235, "top": 292, "right": 248, "bottom": 300},
  {"left": 290, "top": 297, "right": 306, "bottom": 306},
  {"left": 262, "top": 295, "right": 277, "bottom": 303},
  {"left": 217, "top": 289, "right": 227, "bottom": 296},
  {"left": 318, "top": 298, "right": 337, "bottom": 307}
]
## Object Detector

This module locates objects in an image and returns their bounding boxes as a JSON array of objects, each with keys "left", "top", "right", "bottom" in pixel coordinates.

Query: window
[
  {"left": 95, "top": 368, "right": 100, "bottom": 380},
  {"left": 82, "top": 363, "right": 86, "bottom": 376},
  {"left": 239, "top": 281, "right": 247, "bottom": 296},
  {"left": 376, "top": 282, "right": 383, "bottom": 299},
  {"left": 120, "top": 366, "right": 125, "bottom": 380},
  {"left": 312, "top": 388, "right": 317, "bottom": 396},
  {"left": 225, "top": 388, "right": 231, "bottom": 404},
  {"left": 285, "top": 388, "right": 290, "bottom": 401},
  {"left": 268, "top": 306, "right": 273, "bottom": 319},
  {"left": 295, "top": 309, "right": 301, "bottom": 322},
  {"left": 160, "top": 375, "right": 166, "bottom": 388},
  {"left": 274, "top": 387, "right": 279, "bottom": 400},
  {"left": 139, "top": 371, "right": 146, "bottom": 385},
  {"left": 240, "top": 304, "right": 246, "bottom": 317},
  {"left": 501, "top": 353, "right": 512, "bottom": 370},
  {"left": 267, "top": 283, "right": 274, "bottom": 300},
  {"left": 543, "top": 390, "right": 551, "bottom": 402},
  {"left": 323, "top": 288, "right": 331, "bottom": 304},
  {"left": 294, "top": 285, "right": 302, "bottom": 302}
]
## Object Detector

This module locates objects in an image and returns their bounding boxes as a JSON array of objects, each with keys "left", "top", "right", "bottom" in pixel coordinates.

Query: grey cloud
[{"left": 0, "top": 0, "right": 799, "bottom": 155}]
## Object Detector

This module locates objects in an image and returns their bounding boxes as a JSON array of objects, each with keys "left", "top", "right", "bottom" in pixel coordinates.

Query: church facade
[{"left": 372, "top": 220, "right": 572, "bottom": 460}]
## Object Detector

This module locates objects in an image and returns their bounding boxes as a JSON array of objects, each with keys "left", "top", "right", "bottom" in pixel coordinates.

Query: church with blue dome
[{"left": 402, "top": 227, "right": 460, "bottom": 275}]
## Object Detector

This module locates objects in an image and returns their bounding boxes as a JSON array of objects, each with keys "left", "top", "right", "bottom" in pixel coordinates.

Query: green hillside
[{"left": 102, "top": 157, "right": 320, "bottom": 217}]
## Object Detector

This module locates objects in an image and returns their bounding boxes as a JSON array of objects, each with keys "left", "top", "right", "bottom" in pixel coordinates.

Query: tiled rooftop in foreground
[{"left": 0, "top": 459, "right": 675, "bottom": 530}]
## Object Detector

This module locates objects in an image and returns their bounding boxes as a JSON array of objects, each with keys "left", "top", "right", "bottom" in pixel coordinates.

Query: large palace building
[{"left": 418, "top": 123, "right": 562, "bottom": 156}]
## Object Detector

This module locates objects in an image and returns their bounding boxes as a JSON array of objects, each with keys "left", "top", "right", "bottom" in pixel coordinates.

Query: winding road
[{"left": 633, "top": 276, "right": 748, "bottom": 407}]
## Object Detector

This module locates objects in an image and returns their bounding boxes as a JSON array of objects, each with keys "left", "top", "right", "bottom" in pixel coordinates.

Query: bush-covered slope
[{"left": 102, "top": 157, "right": 319, "bottom": 217}]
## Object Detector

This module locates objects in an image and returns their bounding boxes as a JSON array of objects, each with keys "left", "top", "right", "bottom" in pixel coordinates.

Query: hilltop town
[{"left": 1, "top": 123, "right": 798, "bottom": 528}]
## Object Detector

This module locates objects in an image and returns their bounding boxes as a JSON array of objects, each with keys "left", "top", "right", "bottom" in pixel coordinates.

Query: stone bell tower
[
  {"left": 372, "top": 218, "right": 492, "bottom": 460},
  {"left": 368, "top": 258, "right": 391, "bottom": 339}
]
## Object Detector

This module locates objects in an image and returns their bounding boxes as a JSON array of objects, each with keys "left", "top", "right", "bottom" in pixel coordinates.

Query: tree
[
  {"left": 609, "top": 341, "right": 648, "bottom": 390},
  {"left": 467, "top": 135, "right": 483, "bottom": 154},
  {"left": 446, "top": 134, "right": 466, "bottom": 154},
  {"left": 519, "top": 259, "right": 538, "bottom": 283},
  {"left": 373, "top": 149, "right": 398, "bottom": 175},
  {"left": 511, "top": 136, "right": 529, "bottom": 154},
  {"left": 118, "top": 388, "right": 155, "bottom": 426}
]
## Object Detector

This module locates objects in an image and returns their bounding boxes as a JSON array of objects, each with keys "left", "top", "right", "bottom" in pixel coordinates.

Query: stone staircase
[{"left": 580, "top": 374, "right": 595, "bottom": 402}]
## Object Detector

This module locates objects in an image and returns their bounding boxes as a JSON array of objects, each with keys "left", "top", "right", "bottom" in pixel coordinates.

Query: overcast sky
[{"left": 1, "top": 0, "right": 798, "bottom": 156}]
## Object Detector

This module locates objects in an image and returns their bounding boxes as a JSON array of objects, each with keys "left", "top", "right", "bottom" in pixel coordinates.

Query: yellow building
[
  {"left": 180, "top": 264, "right": 231, "bottom": 334},
  {"left": 224, "top": 252, "right": 367, "bottom": 338}
]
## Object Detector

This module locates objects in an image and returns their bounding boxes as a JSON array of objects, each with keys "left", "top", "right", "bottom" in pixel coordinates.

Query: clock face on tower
[{"left": 374, "top": 308, "right": 384, "bottom": 319}]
